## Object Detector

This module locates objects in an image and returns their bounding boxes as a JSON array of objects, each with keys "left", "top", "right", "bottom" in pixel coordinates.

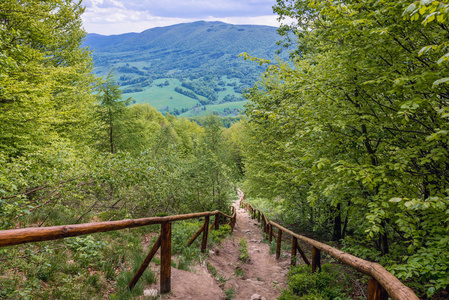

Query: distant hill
[{"left": 83, "top": 21, "right": 283, "bottom": 117}]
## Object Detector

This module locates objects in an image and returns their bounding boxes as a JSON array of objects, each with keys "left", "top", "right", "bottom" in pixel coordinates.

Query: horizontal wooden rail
[
  {"left": 240, "top": 199, "right": 418, "bottom": 300},
  {"left": 0, "top": 205, "right": 238, "bottom": 295}
]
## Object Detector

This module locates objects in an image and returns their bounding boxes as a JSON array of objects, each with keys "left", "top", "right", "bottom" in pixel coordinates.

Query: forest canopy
[{"left": 241, "top": 0, "right": 449, "bottom": 297}]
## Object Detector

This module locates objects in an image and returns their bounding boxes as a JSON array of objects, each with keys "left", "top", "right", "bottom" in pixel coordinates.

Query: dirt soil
[{"left": 152, "top": 194, "right": 289, "bottom": 300}]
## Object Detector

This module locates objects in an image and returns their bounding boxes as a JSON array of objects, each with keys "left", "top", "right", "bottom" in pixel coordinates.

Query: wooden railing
[
  {"left": 240, "top": 197, "right": 419, "bottom": 300},
  {"left": 0, "top": 206, "right": 237, "bottom": 294}
]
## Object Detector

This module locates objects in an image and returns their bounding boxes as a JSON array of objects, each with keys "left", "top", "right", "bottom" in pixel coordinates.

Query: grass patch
[
  {"left": 225, "top": 287, "right": 236, "bottom": 300},
  {"left": 279, "top": 264, "right": 353, "bottom": 300},
  {"left": 238, "top": 238, "right": 249, "bottom": 263}
]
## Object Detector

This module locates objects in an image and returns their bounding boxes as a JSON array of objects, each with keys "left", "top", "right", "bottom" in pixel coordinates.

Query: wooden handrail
[
  {"left": 0, "top": 210, "right": 241, "bottom": 248},
  {"left": 240, "top": 199, "right": 419, "bottom": 300},
  {"left": 0, "top": 205, "right": 238, "bottom": 294}
]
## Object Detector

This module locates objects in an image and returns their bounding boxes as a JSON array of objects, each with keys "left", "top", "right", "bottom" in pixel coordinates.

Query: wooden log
[
  {"left": 128, "top": 235, "right": 161, "bottom": 290},
  {"left": 291, "top": 236, "right": 297, "bottom": 266},
  {"left": 263, "top": 215, "right": 269, "bottom": 233},
  {"left": 262, "top": 215, "right": 266, "bottom": 233},
  {"left": 218, "top": 211, "right": 233, "bottom": 219},
  {"left": 368, "top": 278, "right": 388, "bottom": 300},
  {"left": 201, "top": 215, "right": 209, "bottom": 252},
  {"left": 296, "top": 240, "right": 310, "bottom": 266},
  {"left": 187, "top": 224, "right": 205, "bottom": 246},
  {"left": 276, "top": 228, "right": 282, "bottom": 260},
  {"left": 230, "top": 214, "right": 236, "bottom": 232},
  {"left": 160, "top": 222, "right": 171, "bottom": 294},
  {"left": 0, "top": 211, "right": 218, "bottom": 248},
  {"left": 268, "top": 224, "right": 273, "bottom": 243},
  {"left": 214, "top": 215, "right": 219, "bottom": 230},
  {"left": 311, "top": 247, "right": 321, "bottom": 273},
  {"left": 268, "top": 221, "right": 418, "bottom": 300}
]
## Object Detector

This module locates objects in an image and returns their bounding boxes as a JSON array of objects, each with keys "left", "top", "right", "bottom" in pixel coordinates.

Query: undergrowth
[
  {"left": 238, "top": 237, "right": 249, "bottom": 263},
  {"left": 279, "top": 264, "right": 353, "bottom": 300},
  {"left": 0, "top": 217, "right": 233, "bottom": 298}
]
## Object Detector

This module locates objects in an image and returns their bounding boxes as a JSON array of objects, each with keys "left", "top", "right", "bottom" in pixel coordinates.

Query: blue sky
[{"left": 81, "top": 0, "right": 284, "bottom": 35}]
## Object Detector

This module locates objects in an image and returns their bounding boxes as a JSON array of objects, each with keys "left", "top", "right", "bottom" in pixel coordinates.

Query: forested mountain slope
[{"left": 83, "top": 21, "right": 284, "bottom": 116}]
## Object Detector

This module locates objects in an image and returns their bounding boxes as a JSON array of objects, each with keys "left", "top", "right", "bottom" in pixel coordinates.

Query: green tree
[
  {"left": 93, "top": 72, "right": 131, "bottom": 154},
  {"left": 0, "top": 0, "right": 95, "bottom": 156},
  {"left": 243, "top": 0, "right": 449, "bottom": 295}
]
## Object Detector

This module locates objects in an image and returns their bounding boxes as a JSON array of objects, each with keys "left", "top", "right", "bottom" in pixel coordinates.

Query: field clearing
[{"left": 126, "top": 78, "right": 200, "bottom": 110}]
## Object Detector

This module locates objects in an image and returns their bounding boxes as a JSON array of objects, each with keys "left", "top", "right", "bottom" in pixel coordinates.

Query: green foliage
[
  {"left": 66, "top": 235, "right": 108, "bottom": 267},
  {"left": 210, "top": 224, "right": 232, "bottom": 244},
  {"left": 280, "top": 265, "right": 350, "bottom": 300},
  {"left": 93, "top": 71, "right": 131, "bottom": 154},
  {"left": 225, "top": 287, "right": 236, "bottom": 300},
  {"left": 172, "top": 220, "right": 204, "bottom": 253},
  {"left": 234, "top": 267, "right": 245, "bottom": 278},
  {"left": 238, "top": 238, "right": 249, "bottom": 263},
  {"left": 242, "top": 0, "right": 449, "bottom": 295},
  {"left": 206, "top": 262, "right": 218, "bottom": 277},
  {"left": 0, "top": 0, "right": 96, "bottom": 157}
]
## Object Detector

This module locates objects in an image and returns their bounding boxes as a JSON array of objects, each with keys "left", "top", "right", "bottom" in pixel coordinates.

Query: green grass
[{"left": 238, "top": 238, "right": 249, "bottom": 263}]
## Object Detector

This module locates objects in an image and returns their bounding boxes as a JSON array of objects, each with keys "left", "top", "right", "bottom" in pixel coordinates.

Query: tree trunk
[{"left": 332, "top": 203, "right": 342, "bottom": 241}]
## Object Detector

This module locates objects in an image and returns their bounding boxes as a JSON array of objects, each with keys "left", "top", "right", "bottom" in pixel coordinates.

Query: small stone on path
[
  {"left": 250, "top": 294, "right": 266, "bottom": 300},
  {"left": 143, "top": 289, "right": 158, "bottom": 297}
]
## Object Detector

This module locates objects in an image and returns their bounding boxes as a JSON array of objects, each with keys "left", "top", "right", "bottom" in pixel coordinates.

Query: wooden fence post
[
  {"left": 276, "top": 228, "right": 282, "bottom": 260},
  {"left": 368, "top": 278, "right": 388, "bottom": 300},
  {"left": 291, "top": 236, "right": 297, "bottom": 266},
  {"left": 214, "top": 215, "right": 219, "bottom": 230},
  {"left": 268, "top": 224, "right": 273, "bottom": 243},
  {"left": 257, "top": 211, "right": 260, "bottom": 222},
  {"left": 201, "top": 215, "right": 209, "bottom": 252},
  {"left": 262, "top": 215, "right": 266, "bottom": 233},
  {"left": 311, "top": 247, "right": 321, "bottom": 273},
  {"left": 160, "top": 222, "right": 172, "bottom": 293}
]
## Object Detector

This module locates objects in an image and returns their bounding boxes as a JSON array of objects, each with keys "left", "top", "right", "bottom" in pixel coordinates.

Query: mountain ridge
[{"left": 83, "top": 21, "right": 284, "bottom": 117}]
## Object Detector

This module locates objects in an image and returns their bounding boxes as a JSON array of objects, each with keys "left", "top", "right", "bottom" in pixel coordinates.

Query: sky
[{"left": 81, "top": 0, "right": 285, "bottom": 35}]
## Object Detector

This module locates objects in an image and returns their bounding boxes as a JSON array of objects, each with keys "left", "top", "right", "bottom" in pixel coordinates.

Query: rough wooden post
[
  {"left": 214, "top": 215, "right": 219, "bottom": 230},
  {"left": 223, "top": 216, "right": 227, "bottom": 225},
  {"left": 276, "top": 228, "right": 282, "bottom": 260},
  {"left": 311, "top": 246, "right": 321, "bottom": 273},
  {"left": 268, "top": 224, "right": 273, "bottom": 243},
  {"left": 291, "top": 236, "right": 297, "bottom": 266},
  {"left": 201, "top": 215, "right": 209, "bottom": 252},
  {"left": 160, "top": 222, "right": 172, "bottom": 293},
  {"left": 257, "top": 210, "right": 260, "bottom": 222},
  {"left": 368, "top": 278, "right": 388, "bottom": 300}
]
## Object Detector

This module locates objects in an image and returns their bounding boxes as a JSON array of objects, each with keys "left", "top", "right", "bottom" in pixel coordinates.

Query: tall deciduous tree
[
  {"left": 243, "top": 0, "right": 449, "bottom": 294},
  {"left": 93, "top": 72, "right": 130, "bottom": 154},
  {"left": 0, "top": 0, "right": 96, "bottom": 156}
]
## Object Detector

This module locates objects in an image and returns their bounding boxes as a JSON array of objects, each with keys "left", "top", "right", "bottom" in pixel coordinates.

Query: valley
[{"left": 83, "top": 21, "right": 285, "bottom": 117}]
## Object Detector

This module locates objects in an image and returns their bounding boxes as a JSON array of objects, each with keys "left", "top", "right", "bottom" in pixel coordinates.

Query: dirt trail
[{"left": 158, "top": 196, "right": 289, "bottom": 300}]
